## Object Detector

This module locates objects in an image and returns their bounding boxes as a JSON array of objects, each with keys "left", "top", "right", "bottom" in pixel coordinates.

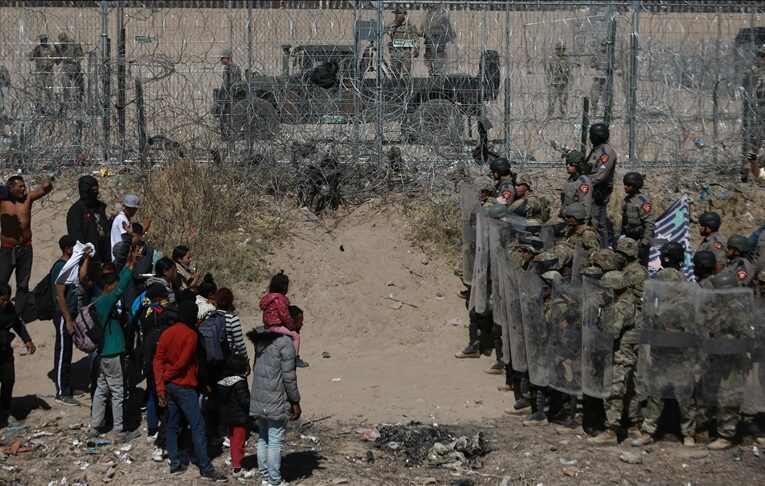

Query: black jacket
[
  {"left": 66, "top": 176, "right": 110, "bottom": 262},
  {"left": 216, "top": 374, "right": 251, "bottom": 426}
]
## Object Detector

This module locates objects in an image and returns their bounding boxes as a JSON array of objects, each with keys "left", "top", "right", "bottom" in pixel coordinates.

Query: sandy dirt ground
[{"left": 0, "top": 171, "right": 763, "bottom": 485}]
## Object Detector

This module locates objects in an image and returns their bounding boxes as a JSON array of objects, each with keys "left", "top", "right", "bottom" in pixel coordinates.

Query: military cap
[
  {"left": 541, "top": 270, "right": 562, "bottom": 283},
  {"left": 487, "top": 204, "right": 508, "bottom": 219},
  {"left": 711, "top": 271, "right": 739, "bottom": 289},
  {"left": 563, "top": 202, "right": 587, "bottom": 221},
  {"left": 589, "top": 249, "right": 621, "bottom": 272},
  {"left": 615, "top": 237, "right": 639, "bottom": 259},
  {"left": 473, "top": 176, "right": 494, "bottom": 193},
  {"left": 565, "top": 150, "right": 584, "bottom": 165},
  {"left": 514, "top": 173, "right": 533, "bottom": 187},
  {"left": 580, "top": 266, "right": 604, "bottom": 279},
  {"left": 727, "top": 234, "right": 749, "bottom": 254},
  {"left": 601, "top": 270, "right": 628, "bottom": 290}
]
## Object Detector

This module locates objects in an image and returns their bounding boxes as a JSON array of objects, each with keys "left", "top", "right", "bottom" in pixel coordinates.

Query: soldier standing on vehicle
[
  {"left": 55, "top": 33, "right": 84, "bottom": 105},
  {"left": 743, "top": 45, "right": 765, "bottom": 180},
  {"left": 697, "top": 211, "right": 726, "bottom": 274},
  {"left": 724, "top": 235, "right": 755, "bottom": 287},
  {"left": 559, "top": 150, "right": 593, "bottom": 221},
  {"left": 28, "top": 34, "right": 56, "bottom": 112},
  {"left": 619, "top": 172, "right": 655, "bottom": 266},
  {"left": 545, "top": 41, "right": 573, "bottom": 118},
  {"left": 420, "top": 3, "right": 454, "bottom": 76},
  {"left": 586, "top": 123, "right": 617, "bottom": 247},
  {"left": 386, "top": 6, "right": 419, "bottom": 77}
]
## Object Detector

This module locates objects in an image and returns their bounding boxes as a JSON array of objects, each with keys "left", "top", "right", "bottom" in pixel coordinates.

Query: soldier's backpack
[
  {"left": 198, "top": 311, "right": 230, "bottom": 364},
  {"left": 72, "top": 303, "right": 104, "bottom": 353},
  {"left": 17, "top": 271, "right": 54, "bottom": 323}
]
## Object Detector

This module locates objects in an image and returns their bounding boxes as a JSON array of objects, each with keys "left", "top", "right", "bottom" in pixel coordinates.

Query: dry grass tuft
[
  {"left": 405, "top": 196, "right": 462, "bottom": 260},
  {"left": 141, "top": 158, "right": 287, "bottom": 283}
]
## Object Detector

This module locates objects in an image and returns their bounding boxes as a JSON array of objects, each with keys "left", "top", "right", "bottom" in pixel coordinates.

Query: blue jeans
[
  {"left": 257, "top": 418, "right": 286, "bottom": 484},
  {"left": 165, "top": 383, "right": 212, "bottom": 473}
]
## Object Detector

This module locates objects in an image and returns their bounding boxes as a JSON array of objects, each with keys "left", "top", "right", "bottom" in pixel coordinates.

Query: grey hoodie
[{"left": 247, "top": 327, "right": 300, "bottom": 421}]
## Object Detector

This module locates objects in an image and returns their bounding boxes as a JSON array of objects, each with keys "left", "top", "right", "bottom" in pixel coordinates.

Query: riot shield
[
  {"left": 503, "top": 264, "right": 527, "bottom": 373},
  {"left": 519, "top": 271, "right": 550, "bottom": 387},
  {"left": 636, "top": 280, "right": 699, "bottom": 401},
  {"left": 581, "top": 277, "right": 615, "bottom": 399},
  {"left": 487, "top": 216, "right": 504, "bottom": 340},
  {"left": 547, "top": 279, "right": 583, "bottom": 395},
  {"left": 744, "top": 297, "right": 765, "bottom": 413},
  {"left": 696, "top": 287, "right": 755, "bottom": 408},
  {"left": 469, "top": 207, "right": 489, "bottom": 314},
  {"left": 460, "top": 184, "right": 479, "bottom": 286},
  {"left": 570, "top": 241, "right": 587, "bottom": 282}
]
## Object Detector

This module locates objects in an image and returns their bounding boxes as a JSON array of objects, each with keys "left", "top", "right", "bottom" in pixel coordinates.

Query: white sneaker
[
  {"left": 232, "top": 469, "right": 257, "bottom": 480},
  {"left": 151, "top": 448, "right": 165, "bottom": 462},
  {"left": 223, "top": 437, "right": 230, "bottom": 448},
  {"left": 146, "top": 432, "right": 158, "bottom": 443}
]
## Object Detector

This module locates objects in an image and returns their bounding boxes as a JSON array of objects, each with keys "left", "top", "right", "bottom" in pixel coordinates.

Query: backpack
[
  {"left": 18, "top": 272, "right": 54, "bottom": 323},
  {"left": 72, "top": 303, "right": 104, "bottom": 353},
  {"left": 198, "top": 311, "right": 229, "bottom": 363}
]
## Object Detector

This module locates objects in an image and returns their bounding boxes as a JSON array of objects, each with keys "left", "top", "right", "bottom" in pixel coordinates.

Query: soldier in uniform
[
  {"left": 420, "top": 3, "right": 454, "bottom": 76},
  {"left": 697, "top": 211, "right": 726, "bottom": 274},
  {"left": 724, "top": 235, "right": 754, "bottom": 287},
  {"left": 614, "top": 237, "right": 648, "bottom": 305},
  {"left": 633, "top": 243, "right": 699, "bottom": 447},
  {"left": 587, "top": 270, "right": 642, "bottom": 446},
  {"left": 693, "top": 250, "right": 717, "bottom": 288},
  {"left": 586, "top": 123, "right": 617, "bottom": 248},
  {"left": 55, "top": 33, "right": 84, "bottom": 105},
  {"left": 743, "top": 45, "right": 765, "bottom": 180},
  {"left": 508, "top": 173, "right": 549, "bottom": 222},
  {"left": 214, "top": 49, "right": 243, "bottom": 137},
  {"left": 619, "top": 172, "right": 656, "bottom": 266},
  {"left": 560, "top": 150, "right": 593, "bottom": 222},
  {"left": 545, "top": 41, "right": 573, "bottom": 118},
  {"left": 386, "top": 6, "right": 420, "bottom": 77},
  {"left": 563, "top": 203, "right": 600, "bottom": 257},
  {"left": 489, "top": 157, "right": 515, "bottom": 206},
  {"left": 28, "top": 34, "right": 56, "bottom": 112}
]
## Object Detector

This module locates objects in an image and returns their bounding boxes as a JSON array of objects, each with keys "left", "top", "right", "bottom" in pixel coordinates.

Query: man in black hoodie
[{"left": 66, "top": 176, "right": 109, "bottom": 267}]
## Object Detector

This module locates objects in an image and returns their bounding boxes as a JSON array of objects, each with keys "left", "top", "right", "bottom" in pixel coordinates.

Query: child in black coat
[{"left": 216, "top": 354, "right": 253, "bottom": 479}]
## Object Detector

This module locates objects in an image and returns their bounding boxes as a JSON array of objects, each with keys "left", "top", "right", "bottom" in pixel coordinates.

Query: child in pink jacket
[{"left": 259, "top": 271, "right": 307, "bottom": 367}]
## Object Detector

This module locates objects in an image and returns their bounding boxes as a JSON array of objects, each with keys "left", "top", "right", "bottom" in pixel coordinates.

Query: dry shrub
[
  {"left": 405, "top": 196, "right": 462, "bottom": 259},
  {"left": 141, "top": 158, "right": 286, "bottom": 283}
]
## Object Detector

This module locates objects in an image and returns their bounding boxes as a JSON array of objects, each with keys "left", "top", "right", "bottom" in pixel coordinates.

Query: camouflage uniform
[
  {"left": 724, "top": 256, "right": 755, "bottom": 287},
  {"left": 387, "top": 14, "right": 420, "bottom": 77},
  {"left": 697, "top": 232, "right": 727, "bottom": 271},
  {"left": 420, "top": 8, "right": 453, "bottom": 76},
  {"left": 620, "top": 191, "right": 656, "bottom": 249},
  {"left": 55, "top": 34, "right": 84, "bottom": 104},
  {"left": 28, "top": 35, "right": 56, "bottom": 108},
  {"left": 508, "top": 191, "right": 547, "bottom": 221},
  {"left": 586, "top": 143, "right": 617, "bottom": 247},
  {"left": 566, "top": 224, "right": 600, "bottom": 255},
  {"left": 545, "top": 43, "right": 573, "bottom": 117},
  {"left": 560, "top": 174, "right": 593, "bottom": 222}
]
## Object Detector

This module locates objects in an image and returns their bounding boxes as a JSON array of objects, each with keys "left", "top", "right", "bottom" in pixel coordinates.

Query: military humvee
[{"left": 212, "top": 40, "right": 500, "bottom": 145}]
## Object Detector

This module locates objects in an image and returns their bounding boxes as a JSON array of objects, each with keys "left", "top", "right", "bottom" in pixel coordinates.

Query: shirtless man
[{"left": 0, "top": 175, "right": 53, "bottom": 300}]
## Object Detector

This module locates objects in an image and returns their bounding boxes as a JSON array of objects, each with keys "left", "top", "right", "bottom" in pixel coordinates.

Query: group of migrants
[
  {"left": 0, "top": 174, "right": 308, "bottom": 484},
  {"left": 456, "top": 121, "right": 765, "bottom": 451}
]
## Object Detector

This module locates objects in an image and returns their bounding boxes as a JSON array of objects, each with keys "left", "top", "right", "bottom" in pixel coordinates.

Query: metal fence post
[
  {"left": 116, "top": 1, "right": 126, "bottom": 163},
  {"left": 712, "top": 6, "right": 721, "bottom": 166},
  {"left": 503, "top": 3, "right": 510, "bottom": 158},
  {"left": 603, "top": 13, "right": 616, "bottom": 126},
  {"left": 628, "top": 1, "right": 639, "bottom": 164},
  {"left": 135, "top": 78, "right": 148, "bottom": 168},
  {"left": 100, "top": 1, "right": 110, "bottom": 163},
  {"left": 247, "top": 0, "right": 254, "bottom": 74},
  {"left": 375, "top": 1, "right": 383, "bottom": 162}
]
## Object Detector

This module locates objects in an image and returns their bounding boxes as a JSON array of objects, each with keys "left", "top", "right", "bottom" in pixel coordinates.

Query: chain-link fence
[{"left": 0, "top": 1, "right": 764, "bottom": 182}]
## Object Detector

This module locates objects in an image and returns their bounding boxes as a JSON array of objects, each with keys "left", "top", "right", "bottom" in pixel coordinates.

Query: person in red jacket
[{"left": 153, "top": 300, "right": 226, "bottom": 481}]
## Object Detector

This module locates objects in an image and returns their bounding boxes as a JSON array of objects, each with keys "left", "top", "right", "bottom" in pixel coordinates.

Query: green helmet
[
  {"left": 589, "top": 249, "right": 621, "bottom": 272},
  {"left": 623, "top": 172, "right": 644, "bottom": 189},
  {"left": 563, "top": 203, "right": 587, "bottom": 222},
  {"left": 727, "top": 234, "right": 749, "bottom": 254},
  {"left": 515, "top": 173, "right": 533, "bottom": 188},
  {"left": 615, "top": 237, "right": 639, "bottom": 259},
  {"left": 565, "top": 150, "right": 587, "bottom": 172},
  {"left": 693, "top": 250, "right": 716, "bottom": 272},
  {"left": 519, "top": 236, "right": 544, "bottom": 254},
  {"left": 711, "top": 272, "right": 739, "bottom": 289},
  {"left": 756, "top": 270, "right": 765, "bottom": 283},
  {"left": 541, "top": 270, "right": 562, "bottom": 283},
  {"left": 580, "top": 266, "right": 604, "bottom": 279},
  {"left": 698, "top": 211, "right": 721, "bottom": 231},
  {"left": 535, "top": 250, "right": 559, "bottom": 271},
  {"left": 487, "top": 204, "right": 509, "bottom": 219},
  {"left": 601, "top": 270, "right": 628, "bottom": 290},
  {"left": 473, "top": 176, "right": 494, "bottom": 193}
]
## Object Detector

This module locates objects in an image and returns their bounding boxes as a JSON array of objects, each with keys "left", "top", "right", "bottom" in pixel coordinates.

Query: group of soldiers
[
  {"left": 385, "top": 4, "right": 454, "bottom": 77},
  {"left": 456, "top": 122, "right": 765, "bottom": 451},
  {"left": 27, "top": 32, "right": 85, "bottom": 114}
]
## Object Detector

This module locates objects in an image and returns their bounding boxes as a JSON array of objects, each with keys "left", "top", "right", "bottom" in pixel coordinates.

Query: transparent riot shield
[
  {"left": 547, "top": 279, "right": 583, "bottom": 395},
  {"left": 460, "top": 184, "right": 479, "bottom": 287},
  {"left": 469, "top": 207, "right": 489, "bottom": 314},
  {"left": 744, "top": 297, "right": 765, "bottom": 413},
  {"left": 581, "top": 277, "right": 615, "bottom": 399},
  {"left": 503, "top": 264, "right": 527, "bottom": 373},
  {"left": 519, "top": 271, "right": 550, "bottom": 387},
  {"left": 570, "top": 241, "right": 587, "bottom": 282},
  {"left": 696, "top": 287, "right": 755, "bottom": 408},
  {"left": 636, "top": 280, "right": 699, "bottom": 401}
]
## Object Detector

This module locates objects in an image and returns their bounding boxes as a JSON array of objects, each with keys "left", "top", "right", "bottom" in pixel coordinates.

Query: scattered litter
[
  {"left": 32, "top": 431, "right": 54, "bottom": 438},
  {"left": 732, "top": 452, "right": 742, "bottom": 462},
  {"left": 447, "top": 318, "right": 464, "bottom": 327},
  {"left": 753, "top": 446, "right": 762, "bottom": 457},
  {"left": 356, "top": 428, "right": 380, "bottom": 441},
  {"left": 2, "top": 425, "right": 27, "bottom": 438},
  {"left": 46, "top": 478, "right": 67, "bottom": 486},
  {"left": 115, "top": 451, "right": 132, "bottom": 463},
  {"left": 424, "top": 433, "right": 487, "bottom": 469},
  {"left": 619, "top": 451, "right": 643, "bottom": 464},
  {"left": 560, "top": 458, "right": 577, "bottom": 466},
  {"left": 562, "top": 466, "right": 578, "bottom": 477},
  {"left": 332, "top": 479, "right": 350, "bottom": 485},
  {"left": 118, "top": 444, "right": 133, "bottom": 452},
  {"left": 375, "top": 423, "right": 488, "bottom": 468},
  {"left": 3, "top": 441, "right": 32, "bottom": 455},
  {"left": 2, "top": 465, "right": 16, "bottom": 472},
  {"left": 524, "top": 452, "right": 532, "bottom": 457},
  {"left": 300, "top": 434, "right": 319, "bottom": 444},
  {"left": 322, "top": 352, "right": 331, "bottom": 359},
  {"left": 331, "top": 377, "right": 342, "bottom": 382},
  {"left": 682, "top": 463, "right": 689, "bottom": 468},
  {"left": 391, "top": 301, "right": 403, "bottom": 310}
]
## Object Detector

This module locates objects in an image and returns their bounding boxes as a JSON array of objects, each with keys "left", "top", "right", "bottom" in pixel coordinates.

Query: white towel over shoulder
[{"left": 55, "top": 242, "right": 96, "bottom": 285}]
